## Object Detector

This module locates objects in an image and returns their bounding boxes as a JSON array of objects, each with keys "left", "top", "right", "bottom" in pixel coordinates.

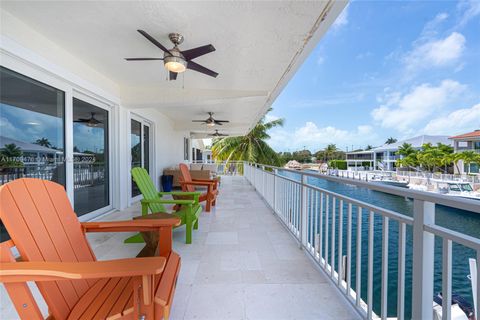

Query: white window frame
[
  {"left": 1, "top": 52, "right": 119, "bottom": 221},
  {"left": 128, "top": 112, "right": 155, "bottom": 204}
]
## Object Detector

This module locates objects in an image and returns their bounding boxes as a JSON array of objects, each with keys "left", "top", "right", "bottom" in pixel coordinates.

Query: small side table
[{"left": 133, "top": 212, "right": 180, "bottom": 257}]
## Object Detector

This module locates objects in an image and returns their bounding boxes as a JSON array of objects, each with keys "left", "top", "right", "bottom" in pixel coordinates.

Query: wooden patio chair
[
  {"left": 128, "top": 167, "right": 202, "bottom": 244},
  {"left": 178, "top": 163, "right": 219, "bottom": 212},
  {"left": 0, "top": 178, "right": 181, "bottom": 320}
]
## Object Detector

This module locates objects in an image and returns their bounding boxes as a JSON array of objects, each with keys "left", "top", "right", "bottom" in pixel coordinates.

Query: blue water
[{"left": 280, "top": 170, "right": 479, "bottom": 318}]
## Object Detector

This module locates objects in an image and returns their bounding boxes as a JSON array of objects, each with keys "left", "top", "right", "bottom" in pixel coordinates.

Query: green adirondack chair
[{"left": 125, "top": 167, "right": 202, "bottom": 244}]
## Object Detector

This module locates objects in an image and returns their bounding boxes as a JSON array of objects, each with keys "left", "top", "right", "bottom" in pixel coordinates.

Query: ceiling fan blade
[
  {"left": 169, "top": 71, "right": 178, "bottom": 80},
  {"left": 214, "top": 121, "right": 223, "bottom": 126},
  {"left": 182, "top": 44, "right": 216, "bottom": 61},
  {"left": 214, "top": 120, "right": 230, "bottom": 123},
  {"left": 125, "top": 58, "right": 164, "bottom": 61},
  {"left": 187, "top": 61, "right": 218, "bottom": 78},
  {"left": 137, "top": 30, "right": 171, "bottom": 54}
]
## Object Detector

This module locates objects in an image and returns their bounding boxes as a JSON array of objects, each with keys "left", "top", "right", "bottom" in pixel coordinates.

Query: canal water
[{"left": 281, "top": 170, "right": 478, "bottom": 318}]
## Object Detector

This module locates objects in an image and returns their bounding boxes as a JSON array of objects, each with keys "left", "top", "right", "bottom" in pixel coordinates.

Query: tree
[
  {"left": 385, "top": 137, "right": 397, "bottom": 144},
  {"left": 212, "top": 108, "right": 284, "bottom": 166},
  {"left": 397, "top": 143, "right": 415, "bottom": 157},
  {"left": 365, "top": 145, "right": 373, "bottom": 150},
  {"left": 457, "top": 151, "right": 479, "bottom": 174},
  {"left": 0, "top": 143, "right": 24, "bottom": 169},
  {"left": 34, "top": 137, "right": 52, "bottom": 148}
]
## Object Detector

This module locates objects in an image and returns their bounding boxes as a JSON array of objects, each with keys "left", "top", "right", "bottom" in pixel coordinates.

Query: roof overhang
[{"left": 0, "top": 1, "right": 348, "bottom": 137}]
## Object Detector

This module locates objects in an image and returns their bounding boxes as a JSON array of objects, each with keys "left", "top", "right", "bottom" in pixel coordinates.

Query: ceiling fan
[
  {"left": 74, "top": 112, "right": 102, "bottom": 127},
  {"left": 208, "top": 130, "right": 229, "bottom": 137},
  {"left": 192, "top": 112, "right": 229, "bottom": 127},
  {"left": 125, "top": 30, "right": 218, "bottom": 80}
]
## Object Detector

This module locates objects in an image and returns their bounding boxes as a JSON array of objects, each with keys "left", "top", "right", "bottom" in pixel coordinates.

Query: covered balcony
[{"left": 2, "top": 1, "right": 480, "bottom": 320}]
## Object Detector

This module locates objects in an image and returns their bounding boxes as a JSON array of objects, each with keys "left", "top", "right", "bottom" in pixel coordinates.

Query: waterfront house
[
  {"left": 2, "top": 2, "right": 480, "bottom": 320},
  {"left": 450, "top": 130, "right": 480, "bottom": 174},
  {"left": 346, "top": 135, "right": 452, "bottom": 171}
]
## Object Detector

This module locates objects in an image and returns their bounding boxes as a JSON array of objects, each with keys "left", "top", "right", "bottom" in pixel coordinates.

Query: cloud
[
  {"left": 316, "top": 55, "right": 325, "bottom": 65},
  {"left": 371, "top": 79, "right": 466, "bottom": 132},
  {"left": 267, "top": 122, "right": 376, "bottom": 151},
  {"left": 332, "top": 4, "right": 349, "bottom": 30},
  {"left": 264, "top": 113, "right": 280, "bottom": 123},
  {"left": 424, "top": 103, "right": 480, "bottom": 135},
  {"left": 457, "top": 0, "right": 480, "bottom": 28},
  {"left": 403, "top": 32, "right": 466, "bottom": 73}
]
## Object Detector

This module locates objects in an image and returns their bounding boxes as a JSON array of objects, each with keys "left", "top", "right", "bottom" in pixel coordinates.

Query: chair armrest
[
  {"left": 141, "top": 199, "right": 195, "bottom": 206},
  {"left": 81, "top": 218, "right": 181, "bottom": 233},
  {"left": 0, "top": 257, "right": 166, "bottom": 283},
  {"left": 158, "top": 191, "right": 201, "bottom": 196},
  {"left": 192, "top": 179, "right": 217, "bottom": 183},
  {"left": 180, "top": 181, "right": 214, "bottom": 186}
]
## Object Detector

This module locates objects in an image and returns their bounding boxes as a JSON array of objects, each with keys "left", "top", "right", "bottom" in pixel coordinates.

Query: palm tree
[
  {"left": 365, "top": 145, "right": 373, "bottom": 150},
  {"left": 385, "top": 137, "right": 397, "bottom": 144},
  {"left": 211, "top": 109, "right": 284, "bottom": 166},
  {"left": 324, "top": 144, "right": 338, "bottom": 162},
  {"left": 1, "top": 143, "right": 22, "bottom": 158},
  {"left": 397, "top": 143, "right": 415, "bottom": 157},
  {"left": 457, "top": 151, "right": 479, "bottom": 174},
  {"left": 34, "top": 137, "right": 52, "bottom": 148}
]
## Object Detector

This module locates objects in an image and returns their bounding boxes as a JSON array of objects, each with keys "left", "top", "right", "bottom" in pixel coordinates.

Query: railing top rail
[
  {"left": 424, "top": 224, "right": 480, "bottom": 250},
  {"left": 247, "top": 162, "right": 480, "bottom": 214}
]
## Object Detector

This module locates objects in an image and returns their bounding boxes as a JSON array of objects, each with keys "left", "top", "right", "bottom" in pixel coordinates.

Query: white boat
[
  {"left": 434, "top": 181, "right": 480, "bottom": 200},
  {"left": 408, "top": 180, "right": 480, "bottom": 200},
  {"left": 432, "top": 258, "right": 477, "bottom": 320},
  {"left": 369, "top": 173, "right": 409, "bottom": 188}
]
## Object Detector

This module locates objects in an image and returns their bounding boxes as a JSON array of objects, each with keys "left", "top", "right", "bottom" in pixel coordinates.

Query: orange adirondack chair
[
  {"left": 178, "top": 163, "right": 219, "bottom": 212},
  {"left": 0, "top": 178, "right": 181, "bottom": 320}
]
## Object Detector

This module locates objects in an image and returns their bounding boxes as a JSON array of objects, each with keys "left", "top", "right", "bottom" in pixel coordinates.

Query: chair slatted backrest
[
  {"left": 179, "top": 163, "right": 195, "bottom": 192},
  {"left": 131, "top": 167, "right": 166, "bottom": 213},
  {"left": 0, "top": 178, "right": 97, "bottom": 319}
]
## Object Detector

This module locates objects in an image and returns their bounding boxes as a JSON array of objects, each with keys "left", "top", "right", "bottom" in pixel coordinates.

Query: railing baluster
[
  {"left": 331, "top": 197, "right": 336, "bottom": 278},
  {"left": 325, "top": 195, "right": 330, "bottom": 272},
  {"left": 381, "top": 216, "right": 389, "bottom": 319},
  {"left": 338, "top": 200, "right": 343, "bottom": 287},
  {"left": 476, "top": 251, "right": 480, "bottom": 320},
  {"left": 367, "top": 211, "right": 374, "bottom": 319},
  {"left": 442, "top": 238, "right": 452, "bottom": 320},
  {"left": 397, "top": 222, "right": 406, "bottom": 320},
  {"left": 308, "top": 189, "right": 315, "bottom": 249},
  {"left": 347, "top": 203, "right": 352, "bottom": 296},
  {"left": 314, "top": 191, "right": 319, "bottom": 258},
  {"left": 319, "top": 192, "right": 324, "bottom": 266},
  {"left": 356, "top": 206, "right": 362, "bottom": 307}
]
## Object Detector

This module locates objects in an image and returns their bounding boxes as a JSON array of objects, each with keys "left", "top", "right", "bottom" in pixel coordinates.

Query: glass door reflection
[
  {"left": 73, "top": 98, "right": 109, "bottom": 216},
  {"left": 131, "top": 119, "right": 142, "bottom": 197}
]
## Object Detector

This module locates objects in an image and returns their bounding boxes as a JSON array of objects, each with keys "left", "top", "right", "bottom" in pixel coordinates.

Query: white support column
[{"left": 412, "top": 199, "right": 435, "bottom": 320}]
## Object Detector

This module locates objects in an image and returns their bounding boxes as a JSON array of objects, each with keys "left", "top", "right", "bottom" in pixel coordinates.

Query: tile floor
[{"left": 0, "top": 176, "right": 360, "bottom": 320}]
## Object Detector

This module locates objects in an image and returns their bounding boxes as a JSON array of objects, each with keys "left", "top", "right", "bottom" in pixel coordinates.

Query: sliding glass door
[
  {"left": 130, "top": 117, "right": 152, "bottom": 199},
  {"left": 73, "top": 98, "right": 110, "bottom": 216},
  {"left": 0, "top": 66, "right": 65, "bottom": 240}
]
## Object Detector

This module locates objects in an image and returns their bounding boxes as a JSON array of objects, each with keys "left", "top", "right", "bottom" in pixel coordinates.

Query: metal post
[
  {"left": 412, "top": 199, "right": 435, "bottom": 320},
  {"left": 273, "top": 169, "right": 277, "bottom": 214},
  {"left": 300, "top": 173, "right": 308, "bottom": 248}
]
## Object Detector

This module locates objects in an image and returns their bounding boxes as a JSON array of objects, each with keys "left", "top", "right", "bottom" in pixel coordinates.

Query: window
[
  {"left": 73, "top": 98, "right": 109, "bottom": 216},
  {"left": 0, "top": 67, "right": 65, "bottom": 240}
]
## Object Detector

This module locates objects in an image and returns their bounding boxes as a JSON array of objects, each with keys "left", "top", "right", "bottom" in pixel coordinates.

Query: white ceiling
[{"left": 1, "top": 1, "right": 347, "bottom": 137}]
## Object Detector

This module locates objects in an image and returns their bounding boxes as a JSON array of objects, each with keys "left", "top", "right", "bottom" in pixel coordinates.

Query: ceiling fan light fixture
[
  {"left": 164, "top": 56, "right": 187, "bottom": 73},
  {"left": 206, "top": 122, "right": 215, "bottom": 127}
]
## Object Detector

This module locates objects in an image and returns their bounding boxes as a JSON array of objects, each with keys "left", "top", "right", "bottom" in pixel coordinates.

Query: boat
[
  {"left": 369, "top": 172, "right": 409, "bottom": 188},
  {"left": 408, "top": 179, "right": 480, "bottom": 200},
  {"left": 433, "top": 180, "right": 480, "bottom": 200},
  {"left": 432, "top": 258, "right": 477, "bottom": 320}
]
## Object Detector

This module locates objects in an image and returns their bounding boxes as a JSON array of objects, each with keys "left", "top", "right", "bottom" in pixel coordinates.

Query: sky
[{"left": 267, "top": 0, "right": 480, "bottom": 153}]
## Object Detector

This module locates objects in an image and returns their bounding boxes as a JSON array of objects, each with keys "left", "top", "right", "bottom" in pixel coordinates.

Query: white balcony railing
[{"left": 244, "top": 162, "right": 480, "bottom": 320}]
